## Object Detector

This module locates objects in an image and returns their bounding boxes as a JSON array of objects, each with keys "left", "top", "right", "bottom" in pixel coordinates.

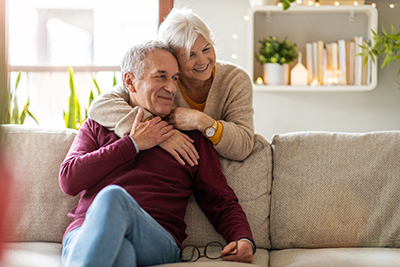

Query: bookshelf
[{"left": 247, "top": 5, "right": 378, "bottom": 92}]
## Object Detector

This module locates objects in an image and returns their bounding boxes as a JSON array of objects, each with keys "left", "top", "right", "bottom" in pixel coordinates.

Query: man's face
[{"left": 127, "top": 49, "right": 180, "bottom": 117}]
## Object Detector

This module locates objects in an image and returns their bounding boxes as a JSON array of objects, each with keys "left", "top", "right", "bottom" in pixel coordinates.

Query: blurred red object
[{"left": 0, "top": 157, "right": 12, "bottom": 261}]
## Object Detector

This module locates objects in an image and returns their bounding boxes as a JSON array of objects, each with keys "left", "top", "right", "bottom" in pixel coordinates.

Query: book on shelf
[
  {"left": 305, "top": 42, "right": 313, "bottom": 84},
  {"left": 305, "top": 36, "right": 370, "bottom": 87},
  {"left": 338, "top": 39, "right": 347, "bottom": 85}
]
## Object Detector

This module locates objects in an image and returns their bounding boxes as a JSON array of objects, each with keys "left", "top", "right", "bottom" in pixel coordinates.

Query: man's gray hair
[{"left": 121, "top": 40, "right": 174, "bottom": 89}]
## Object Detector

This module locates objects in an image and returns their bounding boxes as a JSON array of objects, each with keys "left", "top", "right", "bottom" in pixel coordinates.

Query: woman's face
[{"left": 177, "top": 34, "right": 216, "bottom": 83}]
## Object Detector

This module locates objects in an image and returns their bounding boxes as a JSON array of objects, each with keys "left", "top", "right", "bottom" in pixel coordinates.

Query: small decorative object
[
  {"left": 249, "top": 0, "right": 278, "bottom": 7},
  {"left": 290, "top": 52, "right": 308, "bottom": 85},
  {"left": 311, "top": 78, "right": 320, "bottom": 86},
  {"left": 291, "top": 0, "right": 315, "bottom": 6},
  {"left": 324, "top": 69, "right": 342, "bottom": 86},
  {"left": 264, "top": 63, "right": 289, "bottom": 85},
  {"left": 318, "top": 0, "right": 364, "bottom": 5},
  {"left": 256, "top": 77, "right": 264, "bottom": 84},
  {"left": 278, "top": 0, "right": 296, "bottom": 10},
  {"left": 255, "top": 36, "right": 298, "bottom": 85}
]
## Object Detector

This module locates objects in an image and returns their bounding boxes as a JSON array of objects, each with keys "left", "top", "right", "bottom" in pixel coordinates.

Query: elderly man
[{"left": 59, "top": 40, "right": 254, "bottom": 267}]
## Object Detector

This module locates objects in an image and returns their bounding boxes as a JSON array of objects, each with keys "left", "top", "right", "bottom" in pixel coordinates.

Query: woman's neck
[{"left": 180, "top": 76, "right": 213, "bottom": 104}]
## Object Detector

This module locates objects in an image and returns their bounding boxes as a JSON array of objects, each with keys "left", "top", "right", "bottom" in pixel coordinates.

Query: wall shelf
[{"left": 247, "top": 5, "right": 378, "bottom": 92}]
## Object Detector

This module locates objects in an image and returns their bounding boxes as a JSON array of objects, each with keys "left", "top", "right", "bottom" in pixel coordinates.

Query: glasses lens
[
  {"left": 181, "top": 246, "right": 199, "bottom": 262},
  {"left": 205, "top": 242, "right": 223, "bottom": 259}
]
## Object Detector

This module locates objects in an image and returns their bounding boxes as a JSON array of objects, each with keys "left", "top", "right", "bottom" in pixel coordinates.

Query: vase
[
  {"left": 249, "top": 0, "right": 278, "bottom": 7},
  {"left": 263, "top": 63, "right": 289, "bottom": 85}
]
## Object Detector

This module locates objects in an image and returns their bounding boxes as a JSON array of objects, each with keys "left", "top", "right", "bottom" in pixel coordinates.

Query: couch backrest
[
  {"left": 270, "top": 131, "right": 400, "bottom": 249},
  {"left": 1, "top": 125, "right": 79, "bottom": 243},
  {"left": 183, "top": 134, "right": 272, "bottom": 250},
  {"left": 1, "top": 125, "right": 273, "bottom": 249}
]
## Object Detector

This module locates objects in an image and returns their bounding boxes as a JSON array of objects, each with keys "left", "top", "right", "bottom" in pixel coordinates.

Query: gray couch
[{"left": 1, "top": 124, "right": 400, "bottom": 267}]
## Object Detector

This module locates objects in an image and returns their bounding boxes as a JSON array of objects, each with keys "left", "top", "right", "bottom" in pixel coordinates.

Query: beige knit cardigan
[{"left": 88, "top": 60, "right": 254, "bottom": 161}]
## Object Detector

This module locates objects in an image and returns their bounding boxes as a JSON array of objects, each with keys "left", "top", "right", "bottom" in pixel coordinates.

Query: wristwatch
[{"left": 204, "top": 120, "right": 218, "bottom": 138}]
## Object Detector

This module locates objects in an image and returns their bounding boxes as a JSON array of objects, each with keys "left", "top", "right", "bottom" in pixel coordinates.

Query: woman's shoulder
[{"left": 215, "top": 60, "right": 251, "bottom": 79}]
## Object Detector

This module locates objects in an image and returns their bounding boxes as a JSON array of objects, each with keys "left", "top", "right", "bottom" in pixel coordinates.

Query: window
[{"left": 9, "top": 0, "right": 159, "bottom": 128}]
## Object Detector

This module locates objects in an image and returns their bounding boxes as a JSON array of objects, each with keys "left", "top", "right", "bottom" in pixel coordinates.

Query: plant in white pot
[{"left": 255, "top": 36, "right": 298, "bottom": 85}]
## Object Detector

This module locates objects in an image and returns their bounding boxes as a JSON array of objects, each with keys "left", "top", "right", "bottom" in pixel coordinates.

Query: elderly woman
[{"left": 88, "top": 7, "right": 254, "bottom": 164}]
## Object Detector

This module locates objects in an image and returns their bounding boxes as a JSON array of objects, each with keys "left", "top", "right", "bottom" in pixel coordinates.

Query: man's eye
[{"left": 172, "top": 77, "right": 179, "bottom": 81}]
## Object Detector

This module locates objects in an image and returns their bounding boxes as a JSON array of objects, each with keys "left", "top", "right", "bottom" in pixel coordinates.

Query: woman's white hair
[{"left": 158, "top": 7, "right": 215, "bottom": 62}]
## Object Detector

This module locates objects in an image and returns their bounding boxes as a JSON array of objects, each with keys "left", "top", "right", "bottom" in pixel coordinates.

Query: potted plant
[
  {"left": 2, "top": 71, "right": 39, "bottom": 125},
  {"left": 255, "top": 36, "right": 298, "bottom": 85},
  {"left": 360, "top": 24, "right": 400, "bottom": 87}
]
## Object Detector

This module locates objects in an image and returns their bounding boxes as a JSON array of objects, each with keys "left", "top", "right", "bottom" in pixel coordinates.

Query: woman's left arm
[{"left": 212, "top": 70, "right": 254, "bottom": 161}]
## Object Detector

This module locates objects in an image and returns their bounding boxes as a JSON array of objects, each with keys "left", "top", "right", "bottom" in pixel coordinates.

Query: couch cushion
[
  {"left": 270, "top": 248, "right": 400, "bottom": 267},
  {"left": 0, "top": 125, "right": 79, "bottom": 243},
  {"left": 183, "top": 134, "right": 272, "bottom": 250},
  {"left": 156, "top": 248, "right": 269, "bottom": 267},
  {"left": 270, "top": 131, "right": 400, "bottom": 249},
  {"left": 2, "top": 242, "right": 62, "bottom": 267}
]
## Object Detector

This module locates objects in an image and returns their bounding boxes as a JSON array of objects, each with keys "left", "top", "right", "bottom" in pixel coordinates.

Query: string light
[
  {"left": 365, "top": 1, "right": 398, "bottom": 9},
  {"left": 270, "top": 0, "right": 398, "bottom": 9}
]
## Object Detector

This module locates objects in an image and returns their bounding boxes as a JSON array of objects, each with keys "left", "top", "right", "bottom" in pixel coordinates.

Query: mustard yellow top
[{"left": 177, "top": 69, "right": 223, "bottom": 145}]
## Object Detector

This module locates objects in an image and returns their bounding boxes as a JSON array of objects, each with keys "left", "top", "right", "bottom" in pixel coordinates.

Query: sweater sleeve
[
  {"left": 87, "top": 84, "right": 133, "bottom": 138},
  {"left": 59, "top": 119, "right": 137, "bottom": 196},
  {"left": 207, "top": 62, "right": 255, "bottom": 161},
  {"left": 192, "top": 132, "right": 255, "bottom": 246}
]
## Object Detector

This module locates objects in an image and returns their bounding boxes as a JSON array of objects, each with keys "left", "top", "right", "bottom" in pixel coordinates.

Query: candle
[{"left": 256, "top": 77, "right": 264, "bottom": 85}]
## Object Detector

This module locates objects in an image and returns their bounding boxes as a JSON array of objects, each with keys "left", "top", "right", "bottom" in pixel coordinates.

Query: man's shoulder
[{"left": 182, "top": 130, "right": 216, "bottom": 152}]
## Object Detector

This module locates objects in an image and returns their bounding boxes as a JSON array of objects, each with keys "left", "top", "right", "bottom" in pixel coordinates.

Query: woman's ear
[{"left": 124, "top": 72, "right": 136, "bottom": 93}]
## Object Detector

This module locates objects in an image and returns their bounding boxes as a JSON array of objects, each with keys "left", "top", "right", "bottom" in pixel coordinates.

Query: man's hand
[
  {"left": 221, "top": 240, "right": 253, "bottom": 263},
  {"left": 130, "top": 109, "right": 174, "bottom": 151},
  {"left": 159, "top": 130, "right": 199, "bottom": 166}
]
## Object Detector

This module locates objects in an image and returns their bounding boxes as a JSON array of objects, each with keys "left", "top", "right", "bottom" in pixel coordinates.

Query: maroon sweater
[{"left": 59, "top": 118, "right": 254, "bottom": 248}]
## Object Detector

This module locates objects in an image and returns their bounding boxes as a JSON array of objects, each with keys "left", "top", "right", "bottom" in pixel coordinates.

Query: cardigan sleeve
[
  {"left": 208, "top": 62, "right": 255, "bottom": 161},
  {"left": 59, "top": 119, "right": 137, "bottom": 196},
  {"left": 88, "top": 84, "right": 133, "bottom": 138}
]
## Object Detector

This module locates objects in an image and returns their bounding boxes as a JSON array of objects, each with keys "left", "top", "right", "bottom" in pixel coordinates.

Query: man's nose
[{"left": 164, "top": 77, "right": 177, "bottom": 93}]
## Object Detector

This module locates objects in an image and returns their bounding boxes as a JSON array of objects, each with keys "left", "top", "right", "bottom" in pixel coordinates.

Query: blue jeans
[{"left": 62, "top": 185, "right": 180, "bottom": 267}]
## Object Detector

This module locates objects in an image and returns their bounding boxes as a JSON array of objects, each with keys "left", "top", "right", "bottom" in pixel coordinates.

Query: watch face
[{"left": 206, "top": 127, "right": 216, "bottom": 137}]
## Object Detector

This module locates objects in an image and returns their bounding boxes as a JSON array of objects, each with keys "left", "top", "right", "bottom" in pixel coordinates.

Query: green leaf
[
  {"left": 12, "top": 93, "right": 19, "bottom": 124},
  {"left": 19, "top": 99, "right": 30, "bottom": 124},
  {"left": 66, "top": 66, "right": 78, "bottom": 129},
  {"left": 381, "top": 54, "right": 391, "bottom": 69},
  {"left": 92, "top": 76, "right": 101, "bottom": 95},
  {"left": 26, "top": 109, "right": 39, "bottom": 125},
  {"left": 113, "top": 72, "right": 117, "bottom": 86},
  {"left": 14, "top": 71, "right": 21, "bottom": 91}
]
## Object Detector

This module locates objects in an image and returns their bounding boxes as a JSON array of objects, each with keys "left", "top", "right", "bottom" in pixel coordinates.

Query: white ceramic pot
[
  {"left": 263, "top": 63, "right": 289, "bottom": 85},
  {"left": 249, "top": 0, "right": 278, "bottom": 7}
]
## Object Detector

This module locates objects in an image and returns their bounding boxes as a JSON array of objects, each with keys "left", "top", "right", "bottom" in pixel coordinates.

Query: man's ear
[{"left": 124, "top": 72, "right": 136, "bottom": 93}]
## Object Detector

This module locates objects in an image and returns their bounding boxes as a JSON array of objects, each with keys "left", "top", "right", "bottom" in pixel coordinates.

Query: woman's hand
[
  {"left": 159, "top": 130, "right": 200, "bottom": 166},
  {"left": 221, "top": 240, "right": 253, "bottom": 263},
  {"left": 168, "top": 107, "right": 214, "bottom": 133}
]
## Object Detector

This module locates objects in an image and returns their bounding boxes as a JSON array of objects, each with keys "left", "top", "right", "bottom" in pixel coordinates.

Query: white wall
[{"left": 175, "top": 0, "right": 400, "bottom": 141}]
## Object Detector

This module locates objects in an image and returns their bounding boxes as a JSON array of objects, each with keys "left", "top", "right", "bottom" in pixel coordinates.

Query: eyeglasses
[{"left": 180, "top": 241, "right": 238, "bottom": 262}]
